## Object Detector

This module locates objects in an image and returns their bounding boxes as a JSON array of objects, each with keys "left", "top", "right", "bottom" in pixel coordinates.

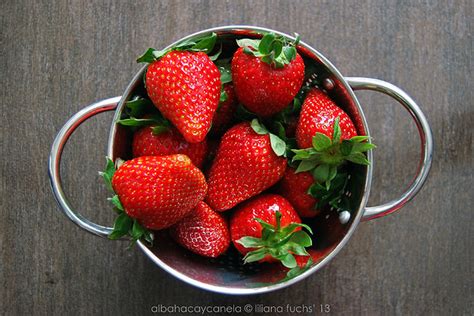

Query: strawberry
[
  {"left": 111, "top": 155, "right": 207, "bottom": 231},
  {"left": 231, "top": 33, "right": 305, "bottom": 117},
  {"left": 296, "top": 88, "right": 357, "bottom": 149},
  {"left": 132, "top": 126, "right": 208, "bottom": 168},
  {"left": 210, "top": 83, "right": 238, "bottom": 136},
  {"left": 206, "top": 121, "right": 287, "bottom": 211},
  {"left": 230, "top": 194, "right": 313, "bottom": 268},
  {"left": 278, "top": 167, "right": 320, "bottom": 218},
  {"left": 137, "top": 33, "right": 222, "bottom": 143},
  {"left": 145, "top": 51, "right": 220, "bottom": 143},
  {"left": 170, "top": 201, "right": 230, "bottom": 258},
  {"left": 292, "top": 88, "right": 375, "bottom": 191}
]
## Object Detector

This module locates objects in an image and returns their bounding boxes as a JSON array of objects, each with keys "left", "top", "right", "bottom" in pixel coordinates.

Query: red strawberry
[
  {"left": 295, "top": 249, "right": 326, "bottom": 268},
  {"left": 296, "top": 88, "right": 357, "bottom": 149},
  {"left": 210, "top": 83, "right": 238, "bottom": 135},
  {"left": 294, "top": 253, "right": 312, "bottom": 268},
  {"left": 132, "top": 126, "right": 208, "bottom": 168},
  {"left": 146, "top": 51, "right": 221, "bottom": 143},
  {"left": 170, "top": 201, "right": 230, "bottom": 258},
  {"left": 206, "top": 122, "right": 287, "bottom": 211},
  {"left": 111, "top": 155, "right": 207, "bottom": 230},
  {"left": 231, "top": 33, "right": 305, "bottom": 117},
  {"left": 278, "top": 167, "right": 320, "bottom": 218},
  {"left": 292, "top": 87, "right": 374, "bottom": 199},
  {"left": 230, "top": 194, "right": 313, "bottom": 268}
]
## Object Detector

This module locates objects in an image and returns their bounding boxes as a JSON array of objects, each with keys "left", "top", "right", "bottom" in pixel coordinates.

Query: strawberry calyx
[
  {"left": 116, "top": 98, "right": 171, "bottom": 135},
  {"left": 117, "top": 117, "right": 170, "bottom": 136},
  {"left": 280, "top": 257, "right": 313, "bottom": 281},
  {"left": 117, "top": 114, "right": 168, "bottom": 128},
  {"left": 236, "top": 211, "right": 313, "bottom": 269},
  {"left": 306, "top": 170, "right": 353, "bottom": 224},
  {"left": 250, "top": 119, "right": 287, "bottom": 157},
  {"left": 308, "top": 170, "right": 350, "bottom": 210},
  {"left": 100, "top": 158, "right": 153, "bottom": 245},
  {"left": 137, "top": 32, "right": 220, "bottom": 63},
  {"left": 237, "top": 32, "right": 300, "bottom": 68},
  {"left": 292, "top": 117, "right": 376, "bottom": 190},
  {"left": 122, "top": 96, "right": 153, "bottom": 117}
]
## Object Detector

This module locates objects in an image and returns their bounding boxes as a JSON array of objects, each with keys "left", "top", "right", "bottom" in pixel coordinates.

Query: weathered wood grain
[{"left": 1, "top": 0, "right": 472, "bottom": 315}]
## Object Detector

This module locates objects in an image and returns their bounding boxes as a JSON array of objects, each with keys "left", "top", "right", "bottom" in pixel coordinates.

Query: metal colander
[{"left": 49, "top": 26, "right": 433, "bottom": 294}]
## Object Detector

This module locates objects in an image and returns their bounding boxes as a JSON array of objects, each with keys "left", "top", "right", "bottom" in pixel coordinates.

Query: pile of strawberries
[{"left": 102, "top": 32, "right": 374, "bottom": 272}]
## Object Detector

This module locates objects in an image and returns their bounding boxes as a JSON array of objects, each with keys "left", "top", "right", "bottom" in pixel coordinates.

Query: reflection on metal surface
[
  {"left": 49, "top": 97, "right": 121, "bottom": 237},
  {"left": 346, "top": 77, "right": 433, "bottom": 220}
]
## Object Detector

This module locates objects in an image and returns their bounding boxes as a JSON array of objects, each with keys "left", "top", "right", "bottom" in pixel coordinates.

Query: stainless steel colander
[{"left": 49, "top": 26, "right": 433, "bottom": 294}]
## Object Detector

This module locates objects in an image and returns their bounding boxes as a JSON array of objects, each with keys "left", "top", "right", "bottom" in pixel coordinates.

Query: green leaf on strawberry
[
  {"left": 250, "top": 119, "right": 288, "bottom": 157},
  {"left": 118, "top": 96, "right": 166, "bottom": 124},
  {"left": 109, "top": 213, "right": 133, "bottom": 240},
  {"left": 130, "top": 219, "right": 153, "bottom": 245},
  {"left": 250, "top": 118, "right": 269, "bottom": 135},
  {"left": 116, "top": 112, "right": 171, "bottom": 134},
  {"left": 136, "top": 48, "right": 168, "bottom": 63},
  {"left": 269, "top": 134, "right": 286, "bottom": 157},
  {"left": 237, "top": 32, "right": 300, "bottom": 68},
  {"left": 216, "top": 59, "right": 232, "bottom": 103},
  {"left": 273, "top": 121, "right": 287, "bottom": 140},
  {"left": 307, "top": 171, "right": 350, "bottom": 211},
  {"left": 137, "top": 32, "right": 218, "bottom": 63},
  {"left": 125, "top": 96, "right": 154, "bottom": 118},
  {"left": 190, "top": 33, "right": 217, "bottom": 53},
  {"left": 312, "top": 133, "right": 332, "bottom": 151},
  {"left": 236, "top": 211, "right": 313, "bottom": 269},
  {"left": 282, "top": 46, "right": 297, "bottom": 63},
  {"left": 282, "top": 257, "right": 313, "bottom": 281},
  {"left": 116, "top": 117, "right": 161, "bottom": 127},
  {"left": 292, "top": 117, "right": 376, "bottom": 188},
  {"left": 150, "top": 125, "right": 168, "bottom": 135},
  {"left": 295, "top": 159, "right": 317, "bottom": 173},
  {"left": 99, "top": 157, "right": 116, "bottom": 192},
  {"left": 236, "top": 38, "right": 260, "bottom": 50},
  {"left": 108, "top": 195, "right": 124, "bottom": 213},
  {"left": 219, "top": 90, "right": 228, "bottom": 103},
  {"left": 208, "top": 44, "right": 222, "bottom": 61}
]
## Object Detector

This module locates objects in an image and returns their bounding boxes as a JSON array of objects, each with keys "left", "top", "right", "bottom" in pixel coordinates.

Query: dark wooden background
[{"left": 1, "top": 0, "right": 472, "bottom": 315}]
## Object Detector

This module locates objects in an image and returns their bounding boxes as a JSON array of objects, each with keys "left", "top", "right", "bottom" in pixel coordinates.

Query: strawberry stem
[
  {"left": 236, "top": 211, "right": 313, "bottom": 269},
  {"left": 292, "top": 117, "right": 376, "bottom": 189},
  {"left": 237, "top": 32, "right": 300, "bottom": 68},
  {"left": 292, "top": 118, "right": 375, "bottom": 219}
]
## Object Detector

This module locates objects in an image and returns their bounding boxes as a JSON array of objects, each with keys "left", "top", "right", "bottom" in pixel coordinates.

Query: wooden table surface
[{"left": 1, "top": 1, "right": 472, "bottom": 315}]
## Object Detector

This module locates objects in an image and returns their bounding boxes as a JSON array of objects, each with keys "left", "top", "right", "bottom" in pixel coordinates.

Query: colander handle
[
  {"left": 48, "top": 97, "right": 122, "bottom": 237},
  {"left": 346, "top": 77, "right": 433, "bottom": 221}
]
